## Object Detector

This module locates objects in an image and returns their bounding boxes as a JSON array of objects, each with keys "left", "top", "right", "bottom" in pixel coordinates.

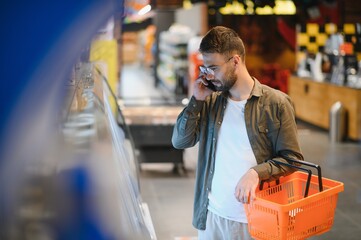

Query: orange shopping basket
[{"left": 245, "top": 158, "right": 344, "bottom": 240}]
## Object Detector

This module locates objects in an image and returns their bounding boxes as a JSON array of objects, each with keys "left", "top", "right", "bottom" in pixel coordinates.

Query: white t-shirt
[{"left": 208, "top": 98, "right": 257, "bottom": 223}]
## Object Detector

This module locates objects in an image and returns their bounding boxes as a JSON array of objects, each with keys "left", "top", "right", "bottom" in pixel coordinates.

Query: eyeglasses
[{"left": 199, "top": 56, "right": 234, "bottom": 79}]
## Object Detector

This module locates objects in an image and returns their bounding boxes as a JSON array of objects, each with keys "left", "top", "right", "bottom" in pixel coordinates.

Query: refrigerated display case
[
  {"left": 120, "top": 104, "right": 185, "bottom": 172},
  {"left": 59, "top": 62, "right": 157, "bottom": 240},
  {"left": 1, "top": 61, "right": 157, "bottom": 240},
  {"left": 0, "top": 2, "right": 155, "bottom": 239}
]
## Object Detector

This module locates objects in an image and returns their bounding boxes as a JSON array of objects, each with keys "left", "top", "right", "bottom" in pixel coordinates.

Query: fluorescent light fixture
[
  {"left": 219, "top": 2, "right": 233, "bottom": 15},
  {"left": 233, "top": 1, "right": 246, "bottom": 15},
  {"left": 219, "top": 0, "right": 296, "bottom": 15},
  {"left": 274, "top": 0, "right": 296, "bottom": 15},
  {"left": 138, "top": 4, "right": 151, "bottom": 15},
  {"left": 255, "top": 5, "right": 274, "bottom": 15}
]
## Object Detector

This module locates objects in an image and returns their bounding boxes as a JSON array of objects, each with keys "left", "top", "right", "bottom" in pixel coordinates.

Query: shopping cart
[{"left": 244, "top": 158, "right": 344, "bottom": 240}]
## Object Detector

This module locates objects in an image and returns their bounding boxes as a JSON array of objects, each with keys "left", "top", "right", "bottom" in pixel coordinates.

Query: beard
[{"left": 214, "top": 67, "right": 237, "bottom": 92}]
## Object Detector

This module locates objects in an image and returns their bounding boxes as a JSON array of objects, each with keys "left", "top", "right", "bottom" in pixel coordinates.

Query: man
[{"left": 171, "top": 26, "right": 304, "bottom": 239}]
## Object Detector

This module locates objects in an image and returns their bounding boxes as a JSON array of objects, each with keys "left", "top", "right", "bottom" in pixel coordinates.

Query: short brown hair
[{"left": 199, "top": 26, "right": 245, "bottom": 61}]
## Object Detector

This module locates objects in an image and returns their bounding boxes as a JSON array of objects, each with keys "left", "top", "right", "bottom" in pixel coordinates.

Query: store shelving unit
[{"left": 157, "top": 25, "right": 194, "bottom": 94}]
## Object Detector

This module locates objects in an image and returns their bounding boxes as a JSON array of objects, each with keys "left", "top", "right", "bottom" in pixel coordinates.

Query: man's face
[{"left": 201, "top": 53, "right": 237, "bottom": 92}]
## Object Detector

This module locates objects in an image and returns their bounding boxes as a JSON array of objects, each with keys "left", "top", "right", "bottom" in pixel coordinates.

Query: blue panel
[{"left": 0, "top": 0, "right": 122, "bottom": 159}]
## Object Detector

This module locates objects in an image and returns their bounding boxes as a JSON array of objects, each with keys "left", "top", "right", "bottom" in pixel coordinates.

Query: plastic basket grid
[{"left": 245, "top": 171, "right": 344, "bottom": 240}]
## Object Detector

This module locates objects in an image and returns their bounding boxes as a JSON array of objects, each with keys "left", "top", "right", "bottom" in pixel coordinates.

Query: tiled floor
[{"left": 120, "top": 63, "right": 361, "bottom": 240}]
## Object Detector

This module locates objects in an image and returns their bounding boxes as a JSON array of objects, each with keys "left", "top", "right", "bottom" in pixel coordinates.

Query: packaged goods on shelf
[{"left": 157, "top": 24, "right": 195, "bottom": 94}]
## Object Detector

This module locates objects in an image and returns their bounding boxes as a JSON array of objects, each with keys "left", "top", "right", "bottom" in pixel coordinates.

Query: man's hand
[
  {"left": 193, "top": 76, "right": 214, "bottom": 101},
  {"left": 234, "top": 169, "right": 259, "bottom": 204}
]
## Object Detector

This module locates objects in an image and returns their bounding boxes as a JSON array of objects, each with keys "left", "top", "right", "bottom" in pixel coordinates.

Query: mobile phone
[
  {"left": 205, "top": 80, "right": 217, "bottom": 91},
  {"left": 199, "top": 74, "right": 216, "bottom": 91}
]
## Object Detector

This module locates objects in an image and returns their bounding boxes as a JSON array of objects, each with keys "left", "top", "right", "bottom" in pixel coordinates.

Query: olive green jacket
[{"left": 172, "top": 79, "right": 304, "bottom": 230}]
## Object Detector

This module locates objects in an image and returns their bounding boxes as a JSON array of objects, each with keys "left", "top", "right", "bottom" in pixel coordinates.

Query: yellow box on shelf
[{"left": 90, "top": 39, "right": 119, "bottom": 115}]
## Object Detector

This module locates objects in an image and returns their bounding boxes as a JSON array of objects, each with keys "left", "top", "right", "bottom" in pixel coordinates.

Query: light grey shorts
[{"left": 198, "top": 211, "right": 253, "bottom": 240}]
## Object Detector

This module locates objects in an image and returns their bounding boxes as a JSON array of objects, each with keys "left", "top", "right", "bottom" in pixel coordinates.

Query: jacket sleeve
[
  {"left": 172, "top": 96, "right": 204, "bottom": 149},
  {"left": 252, "top": 96, "right": 304, "bottom": 180}
]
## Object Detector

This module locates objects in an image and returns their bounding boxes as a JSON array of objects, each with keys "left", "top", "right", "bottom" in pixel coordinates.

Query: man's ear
[{"left": 234, "top": 54, "right": 242, "bottom": 66}]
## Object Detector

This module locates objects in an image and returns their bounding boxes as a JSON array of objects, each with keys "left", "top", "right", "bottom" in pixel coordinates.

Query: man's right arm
[{"left": 171, "top": 96, "right": 204, "bottom": 149}]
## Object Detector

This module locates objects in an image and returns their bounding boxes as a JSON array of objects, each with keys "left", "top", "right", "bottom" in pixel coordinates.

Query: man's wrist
[
  {"left": 193, "top": 94, "right": 206, "bottom": 101},
  {"left": 187, "top": 96, "right": 204, "bottom": 112},
  {"left": 249, "top": 168, "right": 259, "bottom": 177}
]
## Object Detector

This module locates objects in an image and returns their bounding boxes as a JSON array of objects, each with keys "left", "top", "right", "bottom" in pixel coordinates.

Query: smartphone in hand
[
  {"left": 199, "top": 74, "right": 217, "bottom": 91},
  {"left": 205, "top": 80, "right": 217, "bottom": 91}
]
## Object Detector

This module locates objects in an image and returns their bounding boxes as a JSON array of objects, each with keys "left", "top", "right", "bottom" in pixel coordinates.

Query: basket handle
[
  {"left": 280, "top": 157, "right": 323, "bottom": 192},
  {"left": 267, "top": 159, "right": 312, "bottom": 198},
  {"left": 259, "top": 158, "right": 323, "bottom": 198}
]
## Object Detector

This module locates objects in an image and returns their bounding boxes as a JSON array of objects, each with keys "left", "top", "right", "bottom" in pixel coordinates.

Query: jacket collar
[{"left": 250, "top": 77, "right": 263, "bottom": 98}]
